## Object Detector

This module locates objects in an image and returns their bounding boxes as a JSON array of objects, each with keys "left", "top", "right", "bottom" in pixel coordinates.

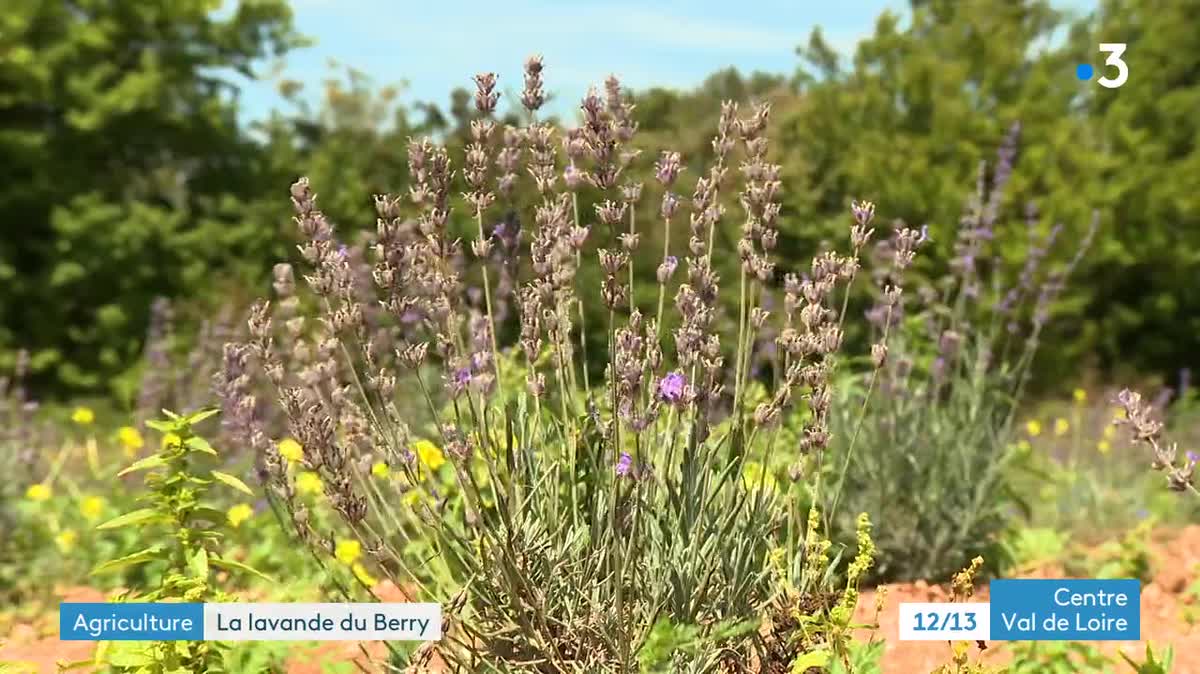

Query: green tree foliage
[
  {"left": 775, "top": 0, "right": 1199, "bottom": 383},
  {"left": 0, "top": 0, "right": 302, "bottom": 392},
  {"left": 4, "top": 0, "right": 1197, "bottom": 398}
]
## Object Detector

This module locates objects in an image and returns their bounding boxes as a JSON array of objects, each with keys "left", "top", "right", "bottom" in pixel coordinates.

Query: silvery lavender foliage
[{"left": 227, "top": 59, "right": 890, "bottom": 671}]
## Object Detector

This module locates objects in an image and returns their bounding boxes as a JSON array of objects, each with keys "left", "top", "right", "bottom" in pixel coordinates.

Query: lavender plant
[
  {"left": 820, "top": 125, "right": 1099, "bottom": 583},
  {"left": 223, "top": 57, "right": 900, "bottom": 672},
  {"left": 1114, "top": 388, "right": 1197, "bottom": 498}
]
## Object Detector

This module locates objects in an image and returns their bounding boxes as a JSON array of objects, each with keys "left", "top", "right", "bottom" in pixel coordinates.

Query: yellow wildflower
[
  {"left": 1016, "top": 440, "right": 1032, "bottom": 453},
  {"left": 371, "top": 461, "right": 390, "bottom": 479},
  {"left": 26, "top": 483, "right": 51, "bottom": 502},
  {"left": 1073, "top": 388, "right": 1087, "bottom": 404},
  {"left": 351, "top": 562, "right": 377, "bottom": 587},
  {"left": 79, "top": 495, "right": 106, "bottom": 521},
  {"left": 1054, "top": 418, "right": 1070, "bottom": 436},
  {"left": 162, "top": 432, "right": 182, "bottom": 450},
  {"left": 335, "top": 539, "right": 361, "bottom": 565},
  {"left": 1113, "top": 407, "right": 1127, "bottom": 419},
  {"left": 296, "top": 471, "right": 323, "bottom": 496},
  {"left": 278, "top": 438, "right": 304, "bottom": 463},
  {"left": 71, "top": 407, "right": 95, "bottom": 425},
  {"left": 402, "top": 490, "right": 422, "bottom": 507},
  {"left": 55, "top": 530, "right": 78, "bottom": 553},
  {"left": 1025, "top": 420, "right": 1042, "bottom": 437},
  {"left": 227, "top": 503, "right": 254, "bottom": 528},
  {"left": 1097, "top": 440, "right": 1112, "bottom": 454},
  {"left": 117, "top": 426, "right": 144, "bottom": 456},
  {"left": 415, "top": 440, "right": 445, "bottom": 471}
]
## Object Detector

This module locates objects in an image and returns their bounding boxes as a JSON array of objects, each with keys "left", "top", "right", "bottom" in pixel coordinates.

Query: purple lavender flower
[
  {"left": 615, "top": 452, "right": 633, "bottom": 477},
  {"left": 657, "top": 255, "right": 679, "bottom": 283},
  {"left": 658, "top": 371, "right": 686, "bottom": 403},
  {"left": 450, "top": 367, "right": 472, "bottom": 396},
  {"left": 1187, "top": 451, "right": 1198, "bottom": 464}
]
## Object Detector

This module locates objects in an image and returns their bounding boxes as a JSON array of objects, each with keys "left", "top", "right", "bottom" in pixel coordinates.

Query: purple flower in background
[
  {"left": 615, "top": 452, "right": 633, "bottom": 477},
  {"left": 337, "top": 244, "right": 349, "bottom": 260},
  {"left": 1187, "top": 451, "right": 1198, "bottom": 464},
  {"left": 658, "top": 371, "right": 686, "bottom": 403},
  {"left": 450, "top": 366, "right": 472, "bottom": 396}
]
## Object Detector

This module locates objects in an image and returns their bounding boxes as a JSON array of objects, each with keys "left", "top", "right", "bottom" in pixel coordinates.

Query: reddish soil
[{"left": 4, "top": 527, "right": 1198, "bottom": 673}]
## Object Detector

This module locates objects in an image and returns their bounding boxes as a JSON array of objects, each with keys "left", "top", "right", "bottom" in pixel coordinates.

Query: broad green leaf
[
  {"left": 791, "top": 649, "right": 830, "bottom": 673},
  {"left": 117, "top": 454, "right": 167, "bottom": 477},
  {"left": 91, "top": 546, "right": 164, "bottom": 575},
  {"left": 96, "top": 508, "right": 161, "bottom": 531},
  {"left": 211, "top": 470, "right": 254, "bottom": 496},
  {"left": 185, "top": 436, "right": 217, "bottom": 455},
  {"left": 145, "top": 420, "right": 174, "bottom": 433},
  {"left": 188, "top": 548, "right": 209, "bottom": 578}
]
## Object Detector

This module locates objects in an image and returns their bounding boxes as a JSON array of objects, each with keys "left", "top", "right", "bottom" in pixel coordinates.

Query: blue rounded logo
[{"left": 1076, "top": 63, "right": 1094, "bottom": 80}]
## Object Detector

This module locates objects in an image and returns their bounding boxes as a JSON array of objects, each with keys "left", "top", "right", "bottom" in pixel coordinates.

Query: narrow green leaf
[
  {"left": 91, "top": 546, "right": 164, "bottom": 575},
  {"left": 116, "top": 454, "right": 167, "bottom": 477},
  {"left": 186, "top": 408, "right": 221, "bottom": 424},
  {"left": 211, "top": 470, "right": 254, "bottom": 496},
  {"left": 96, "top": 508, "right": 161, "bottom": 531},
  {"left": 209, "top": 555, "right": 273, "bottom": 583}
]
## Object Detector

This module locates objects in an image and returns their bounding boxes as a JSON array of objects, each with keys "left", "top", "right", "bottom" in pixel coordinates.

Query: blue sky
[
  {"left": 232, "top": 0, "right": 898, "bottom": 122},
  {"left": 231, "top": 0, "right": 1095, "bottom": 123}
]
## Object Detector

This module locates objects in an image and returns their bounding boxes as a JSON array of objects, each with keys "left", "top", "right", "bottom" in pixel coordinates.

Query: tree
[{"left": 0, "top": 0, "right": 301, "bottom": 393}]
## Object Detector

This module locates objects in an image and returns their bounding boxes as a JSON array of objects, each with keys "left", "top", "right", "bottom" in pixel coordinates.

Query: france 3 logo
[{"left": 1076, "top": 44, "right": 1128, "bottom": 88}]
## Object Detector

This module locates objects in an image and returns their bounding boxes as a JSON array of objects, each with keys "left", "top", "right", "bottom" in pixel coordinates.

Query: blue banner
[
  {"left": 989, "top": 579, "right": 1140, "bottom": 641},
  {"left": 60, "top": 603, "right": 204, "bottom": 641}
]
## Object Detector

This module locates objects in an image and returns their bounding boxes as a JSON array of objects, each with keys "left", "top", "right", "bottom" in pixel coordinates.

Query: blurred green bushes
[{"left": 3, "top": 0, "right": 1197, "bottom": 399}]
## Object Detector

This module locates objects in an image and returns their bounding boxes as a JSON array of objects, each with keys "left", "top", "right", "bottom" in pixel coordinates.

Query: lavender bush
[
  {"left": 820, "top": 126, "right": 1099, "bottom": 583},
  {"left": 221, "top": 57, "right": 908, "bottom": 672}
]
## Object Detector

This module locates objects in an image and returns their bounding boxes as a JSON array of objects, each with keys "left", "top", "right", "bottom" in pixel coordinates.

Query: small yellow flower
[
  {"left": 1054, "top": 418, "right": 1070, "bottom": 436},
  {"left": 1113, "top": 407, "right": 1127, "bottom": 420},
  {"left": 227, "top": 503, "right": 254, "bottom": 528},
  {"left": 1025, "top": 420, "right": 1042, "bottom": 437},
  {"left": 26, "top": 483, "right": 51, "bottom": 502},
  {"left": 1073, "top": 388, "right": 1087, "bottom": 404},
  {"left": 1097, "top": 440, "right": 1112, "bottom": 454},
  {"left": 371, "top": 461, "right": 390, "bottom": 479},
  {"left": 1103, "top": 425, "right": 1116, "bottom": 440},
  {"left": 79, "top": 495, "right": 106, "bottom": 521},
  {"left": 162, "top": 432, "right": 182, "bottom": 450},
  {"left": 72, "top": 407, "right": 95, "bottom": 425},
  {"left": 351, "top": 562, "right": 377, "bottom": 587},
  {"left": 296, "top": 471, "right": 323, "bottom": 495},
  {"left": 335, "top": 539, "right": 361, "bottom": 565},
  {"left": 1017, "top": 440, "right": 1032, "bottom": 453},
  {"left": 117, "top": 426, "right": 144, "bottom": 455},
  {"left": 402, "top": 489, "right": 422, "bottom": 507},
  {"left": 415, "top": 440, "right": 445, "bottom": 471},
  {"left": 55, "top": 529, "right": 78, "bottom": 553},
  {"left": 278, "top": 438, "right": 304, "bottom": 463}
]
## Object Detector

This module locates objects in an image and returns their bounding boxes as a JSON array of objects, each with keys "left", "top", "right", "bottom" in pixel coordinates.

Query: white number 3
[{"left": 1098, "top": 43, "right": 1128, "bottom": 88}]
